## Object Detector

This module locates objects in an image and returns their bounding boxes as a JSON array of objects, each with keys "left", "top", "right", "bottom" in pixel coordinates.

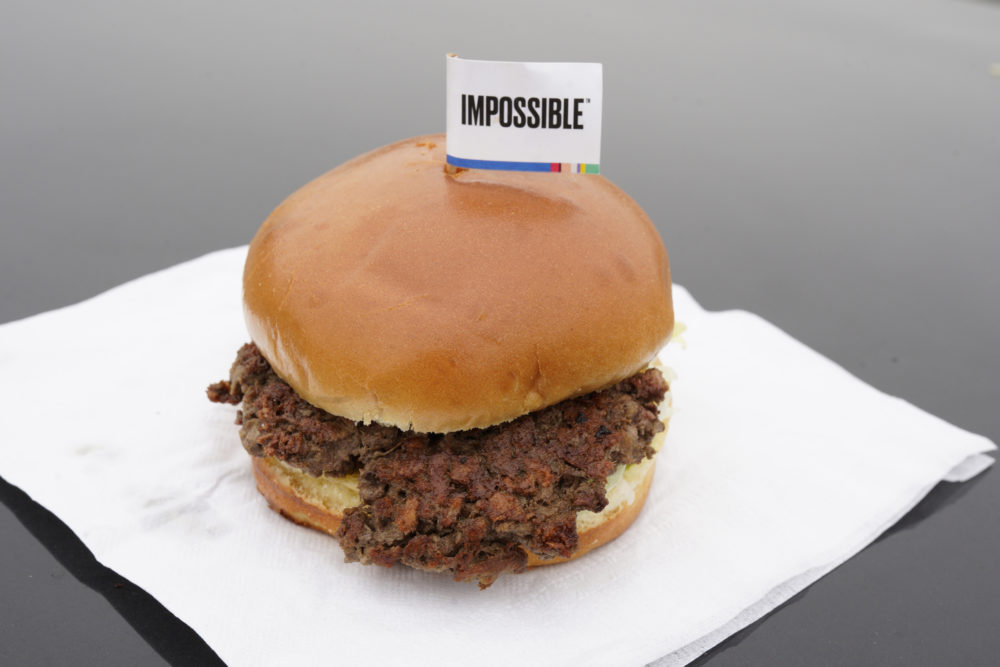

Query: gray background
[{"left": 2, "top": 1, "right": 998, "bottom": 665}]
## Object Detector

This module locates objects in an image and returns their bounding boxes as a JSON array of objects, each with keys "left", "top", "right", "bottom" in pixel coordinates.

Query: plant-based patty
[{"left": 209, "top": 342, "right": 668, "bottom": 587}]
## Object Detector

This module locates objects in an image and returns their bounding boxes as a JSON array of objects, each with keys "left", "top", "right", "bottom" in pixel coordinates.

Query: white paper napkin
[{"left": 0, "top": 247, "right": 993, "bottom": 667}]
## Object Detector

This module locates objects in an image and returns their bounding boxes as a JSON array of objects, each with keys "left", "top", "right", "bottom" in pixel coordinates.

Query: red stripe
[{"left": 550, "top": 163, "right": 561, "bottom": 172}]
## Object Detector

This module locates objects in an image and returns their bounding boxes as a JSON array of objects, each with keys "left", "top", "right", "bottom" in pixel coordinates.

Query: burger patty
[
  {"left": 208, "top": 343, "right": 668, "bottom": 587},
  {"left": 207, "top": 343, "right": 401, "bottom": 477}
]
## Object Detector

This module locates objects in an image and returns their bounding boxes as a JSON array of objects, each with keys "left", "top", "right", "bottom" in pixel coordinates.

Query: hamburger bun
[
  {"left": 243, "top": 134, "right": 673, "bottom": 433},
  {"left": 211, "top": 134, "right": 676, "bottom": 585}
]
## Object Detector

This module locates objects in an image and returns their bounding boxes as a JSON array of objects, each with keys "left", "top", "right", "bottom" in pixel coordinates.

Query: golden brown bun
[
  {"left": 252, "top": 453, "right": 656, "bottom": 569},
  {"left": 244, "top": 134, "right": 673, "bottom": 433}
]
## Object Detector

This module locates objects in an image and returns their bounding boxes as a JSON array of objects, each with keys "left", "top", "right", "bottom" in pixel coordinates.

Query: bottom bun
[{"left": 251, "top": 450, "right": 657, "bottom": 568}]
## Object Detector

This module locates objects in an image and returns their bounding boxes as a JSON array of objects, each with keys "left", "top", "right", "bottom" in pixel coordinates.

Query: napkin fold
[{"left": 0, "top": 247, "right": 993, "bottom": 666}]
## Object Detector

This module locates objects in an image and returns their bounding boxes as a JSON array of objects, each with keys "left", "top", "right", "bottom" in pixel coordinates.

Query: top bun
[{"left": 243, "top": 134, "right": 673, "bottom": 433}]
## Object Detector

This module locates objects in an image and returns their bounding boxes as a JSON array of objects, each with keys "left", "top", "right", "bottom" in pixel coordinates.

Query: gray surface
[
  {"left": 0, "top": 498, "right": 159, "bottom": 666},
  {"left": 2, "top": 1, "right": 998, "bottom": 665}
]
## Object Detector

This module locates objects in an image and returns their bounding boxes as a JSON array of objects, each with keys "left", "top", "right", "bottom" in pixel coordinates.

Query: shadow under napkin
[
  {"left": 0, "top": 475, "right": 224, "bottom": 667},
  {"left": 685, "top": 469, "right": 994, "bottom": 667}
]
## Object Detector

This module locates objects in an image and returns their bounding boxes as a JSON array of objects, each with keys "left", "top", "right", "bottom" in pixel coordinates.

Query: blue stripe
[{"left": 446, "top": 155, "right": 553, "bottom": 172}]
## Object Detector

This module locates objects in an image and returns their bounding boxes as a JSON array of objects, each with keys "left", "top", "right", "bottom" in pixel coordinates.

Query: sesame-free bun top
[{"left": 243, "top": 134, "right": 673, "bottom": 433}]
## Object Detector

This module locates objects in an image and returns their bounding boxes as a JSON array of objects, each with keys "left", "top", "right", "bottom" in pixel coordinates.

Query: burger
[{"left": 207, "top": 134, "right": 674, "bottom": 588}]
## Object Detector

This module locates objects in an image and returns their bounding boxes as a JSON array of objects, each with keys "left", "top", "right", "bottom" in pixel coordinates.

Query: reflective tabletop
[{"left": 2, "top": 1, "right": 998, "bottom": 664}]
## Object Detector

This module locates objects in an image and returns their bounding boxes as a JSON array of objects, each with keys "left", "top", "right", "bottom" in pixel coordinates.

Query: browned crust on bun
[
  {"left": 251, "top": 454, "right": 656, "bottom": 569},
  {"left": 243, "top": 134, "right": 673, "bottom": 433},
  {"left": 252, "top": 457, "right": 346, "bottom": 538}
]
